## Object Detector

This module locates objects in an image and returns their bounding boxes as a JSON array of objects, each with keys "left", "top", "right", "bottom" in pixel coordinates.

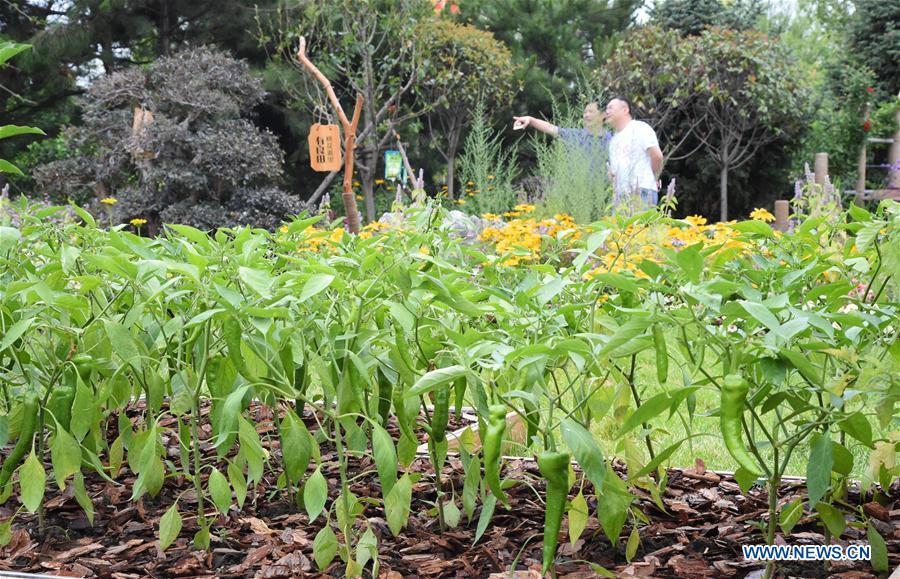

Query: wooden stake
[
  {"left": 296, "top": 36, "right": 363, "bottom": 234},
  {"left": 774, "top": 200, "right": 789, "bottom": 232},
  {"left": 814, "top": 152, "right": 828, "bottom": 187}
]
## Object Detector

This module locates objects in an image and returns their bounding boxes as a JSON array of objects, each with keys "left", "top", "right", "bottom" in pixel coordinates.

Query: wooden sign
[{"left": 308, "top": 123, "right": 342, "bottom": 172}]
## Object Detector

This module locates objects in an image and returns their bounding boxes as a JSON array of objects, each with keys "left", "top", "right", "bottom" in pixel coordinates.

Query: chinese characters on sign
[{"left": 308, "top": 123, "right": 342, "bottom": 172}]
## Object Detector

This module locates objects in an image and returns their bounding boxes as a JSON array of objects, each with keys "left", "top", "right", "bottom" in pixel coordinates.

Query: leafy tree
[
  {"left": 261, "top": 0, "right": 431, "bottom": 222},
  {"left": 35, "top": 47, "right": 298, "bottom": 232},
  {"left": 650, "top": 0, "right": 765, "bottom": 36},
  {"left": 456, "top": 0, "right": 640, "bottom": 118},
  {"left": 595, "top": 26, "right": 705, "bottom": 162},
  {"left": 417, "top": 19, "right": 516, "bottom": 199},
  {"left": 849, "top": 0, "right": 900, "bottom": 95},
  {"left": 693, "top": 28, "right": 809, "bottom": 220},
  {"left": 1, "top": 0, "right": 280, "bottom": 193}
]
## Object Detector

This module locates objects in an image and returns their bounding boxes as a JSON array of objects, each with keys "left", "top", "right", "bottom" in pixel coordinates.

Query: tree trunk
[
  {"left": 362, "top": 172, "right": 375, "bottom": 223},
  {"left": 446, "top": 122, "right": 462, "bottom": 200},
  {"left": 720, "top": 163, "right": 729, "bottom": 222}
]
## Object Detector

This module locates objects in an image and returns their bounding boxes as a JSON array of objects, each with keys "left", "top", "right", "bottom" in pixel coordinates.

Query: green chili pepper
[
  {"left": 538, "top": 451, "right": 571, "bottom": 574},
  {"left": 720, "top": 374, "right": 762, "bottom": 476},
  {"left": 48, "top": 372, "right": 76, "bottom": 432},
  {"left": 72, "top": 353, "right": 95, "bottom": 381},
  {"left": 453, "top": 375, "right": 467, "bottom": 419},
  {"left": 0, "top": 393, "right": 39, "bottom": 489},
  {"left": 223, "top": 317, "right": 248, "bottom": 377},
  {"left": 376, "top": 366, "right": 393, "bottom": 427},
  {"left": 652, "top": 324, "right": 668, "bottom": 384},
  {"left": 483, "top": 404, "right": 508, "bottom": 506},
  {"left": 430, "top": 381, "right": 450, "bottom": 444}
]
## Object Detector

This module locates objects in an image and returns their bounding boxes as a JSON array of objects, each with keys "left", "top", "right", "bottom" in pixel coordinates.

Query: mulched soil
[{"left": 0, "top": 403, "right": 897, "bottom": 578}]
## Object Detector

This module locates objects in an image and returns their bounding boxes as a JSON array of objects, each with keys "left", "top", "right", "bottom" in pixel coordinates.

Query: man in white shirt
[{"left": 605, "top": 96, "right": 664, "bottom": 207}]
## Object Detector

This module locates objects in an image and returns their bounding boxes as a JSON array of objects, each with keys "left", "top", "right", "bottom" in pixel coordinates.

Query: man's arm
[
  {"left": 513, "top": 116, "right": 559, "bottom": 137},
  {"left": 648, "top": 146, "right": 663, "bottom": 179}
]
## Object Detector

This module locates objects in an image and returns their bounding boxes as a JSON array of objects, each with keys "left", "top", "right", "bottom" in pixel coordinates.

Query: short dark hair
[{"left": 610, "top": 96, "right": 631, "bottom": 113}]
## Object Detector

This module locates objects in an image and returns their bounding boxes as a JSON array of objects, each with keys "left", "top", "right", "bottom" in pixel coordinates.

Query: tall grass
[
  {"left": 531, "top": 98, "right": 613, "bottom": 223},
  {"left": 457, "top": 99, "right": 520, "bottom": 215}
]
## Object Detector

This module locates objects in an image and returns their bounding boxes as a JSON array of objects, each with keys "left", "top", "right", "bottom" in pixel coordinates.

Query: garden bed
[{"left": 1, "top": 404, "right": 896, "bottom": 579}]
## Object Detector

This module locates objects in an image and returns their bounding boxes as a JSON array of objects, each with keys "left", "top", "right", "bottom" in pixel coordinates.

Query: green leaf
[
  {"left": 778, "top": 498, "right": 804, "bottom": 535},
  {"left": 313, "top": 524, "right": 338, "bottom": 570},
  {"left": 19, "top": 450, "right": 45, "bottom": 513},
  {"left": 807, "top": 432, "right": 833, "bottom": 506},
  {"left": 70, "top": 377, "right": 96, "bottom": 442},
  {"left": 0, "top": 159, "right": 24, "bottom": 176},
  {"left": 304, "top": 467, "right": 328, "bottom": 523},
  {"left": 0, "top": 518, "right": 11, "bottom": 547},
  {"left": 560, "top": 418, "right": 605, "bottom": 492},
  {"left": 385, "top": 472, "right": 412, "bottom": 536},
  {"left": 568, "top": 490, "right": 589, "bottom": 543},
  {"left": 300, "top": 274, "right": 335, "bottom": 301},
  {"left": 597, "top": 464, "right": 632, "bottom": 544},
  {"left": 0, "top": 43, "right": 31, "bottom": 66},
  {"left": 159, "top": 502, "right": 182, "bottom": 550},
  {"left": 372, "top": 423, "right": 398, "bottom": 495},
  {"left": 731, "top": 220, "right": 774, "bottom": 237},
  {"left": 228, "top": 462, "right": 248, "bottom": 509},
  {"left": 617, "top": 392, "right": 671, "bottom": 437},
  {"left": 73, "top": 472, "right": 94, "bottom": 525},
  {"left": 0, "top": 226, "right": 21, "bottom": 253},
  {"left": 280, "top": 410, "right": 312, "bottom": 483},
  {"left": 674, "top": 243, "right": 703, "bottom": 283},
  {"left": 104, "top": 320, "right": 142, "bottom": 371},
  {"left": 588, "top": 563, "right": 616, "bottom": 578},
  {"left": 867, "top": 524, "right": 888, "bottom": 572},
  {"left": 815, "top": 502, "right": 845, "bottom": 538},
  {"left": 406, "top": 365, "right": 467, "bottom": 398},
  {"left": 50, "top": 430, "right": 82, "bottom": 490},
  {"left": 0, "top": 125, "right": 46, "bottom": 141},
  {"left": 208, "top": 469, "right": 232, "bottom": 513},
  {"left": 193, "top": 524, "right": 211, "bottom": 551},
  {"left": 0, "top": 318, "right": 32, "bottom": 352},
  {"left": 831, "top": 442, "right": 853, "bottom": 476},
  {"left": 588, "top": 272, "right": 640, "bottom": 294},
  {"left": 238, "top": 266, "right": 273, "bottom": 298},
  {"left": 443, "top": 496, "right": 461, "bottom": 528},
  {"left": 625, "top": 525, "right": 640, "bottom": 562},
  {"left": 838, "top": 412, "right": 872, "bottom": 447},
  {"left": 596, "top": 317, "right": 651, "bottom": 357},
  {"left": 474, "top": 493, "right": 497, "bottom": 545}
]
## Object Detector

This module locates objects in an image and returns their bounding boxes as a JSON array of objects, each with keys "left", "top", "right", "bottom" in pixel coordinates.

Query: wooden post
[
  {"left": 889, "top": 108, "right": 900, "bottom": 191},
  {"left": 814, "top": 153, "right": 828, "bottom": 187},
  {"left": 774, "top": 200, "right": 790, "bottom": 232},
  {"left": 296, "top": 36, "right": 363, "bottom": 234}
]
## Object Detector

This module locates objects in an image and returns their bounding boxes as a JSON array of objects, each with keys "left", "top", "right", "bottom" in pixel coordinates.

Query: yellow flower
[
  {"left": 514, "top": 204, "right": 535, "bottom": 213},
  {"left": 329, "top": 228, "right": 345, "bottom": 243},
  {"left": 456, "top": 199, "right": 466, "bottom": 205},
  {"left": 482, "top": 213, "right": 500, "bottom": 220},
  {"left": 488, "top": 175, "right": 495, "bottom": 180},
  {"left": 419, "top": 246, "right": 430, "bottom": 255},
  {"left": 130, "top": 218, "right": 147, "bottom": 226},
  {"left": 750, "top": 208, "right": 775, "bottom": 222},
  {"left": 359, "top": 231, "right": 373, "bottom": 239},
  {"left": 468, "top": 192, "right": 475, "bottom": 197},
  {"left": 375, "top": 179, "right": 385, "bottom": 185},
  {"left": 504, "top": 211, "right": 521, "bottom": 218},
  {"left": 279, "top": 225, "right": 289, "bottom": 234},
  {"left": 356, "top": 195, "right": 363, "bottom": 201},
  {"left": 685, "top": 215, "right": 707, "bottom": 226},
  {"left": 467, "top": 181, "right": 475, "bottom": 186},
  {"left": 100, "top": 197, "right": 118, "bottom": 205},
  {"left": 353, "top": 181, "right": 361, "bottom": 187}
]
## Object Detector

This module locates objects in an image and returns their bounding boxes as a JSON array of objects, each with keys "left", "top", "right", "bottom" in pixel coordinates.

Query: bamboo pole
[{"left": 296, "top": 36, "right": 363, "bottom": 234}]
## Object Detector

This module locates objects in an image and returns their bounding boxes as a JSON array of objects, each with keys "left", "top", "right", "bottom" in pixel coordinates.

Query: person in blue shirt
[{"left": 512, "top": 102, "right": 611, "bottom": 173}]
